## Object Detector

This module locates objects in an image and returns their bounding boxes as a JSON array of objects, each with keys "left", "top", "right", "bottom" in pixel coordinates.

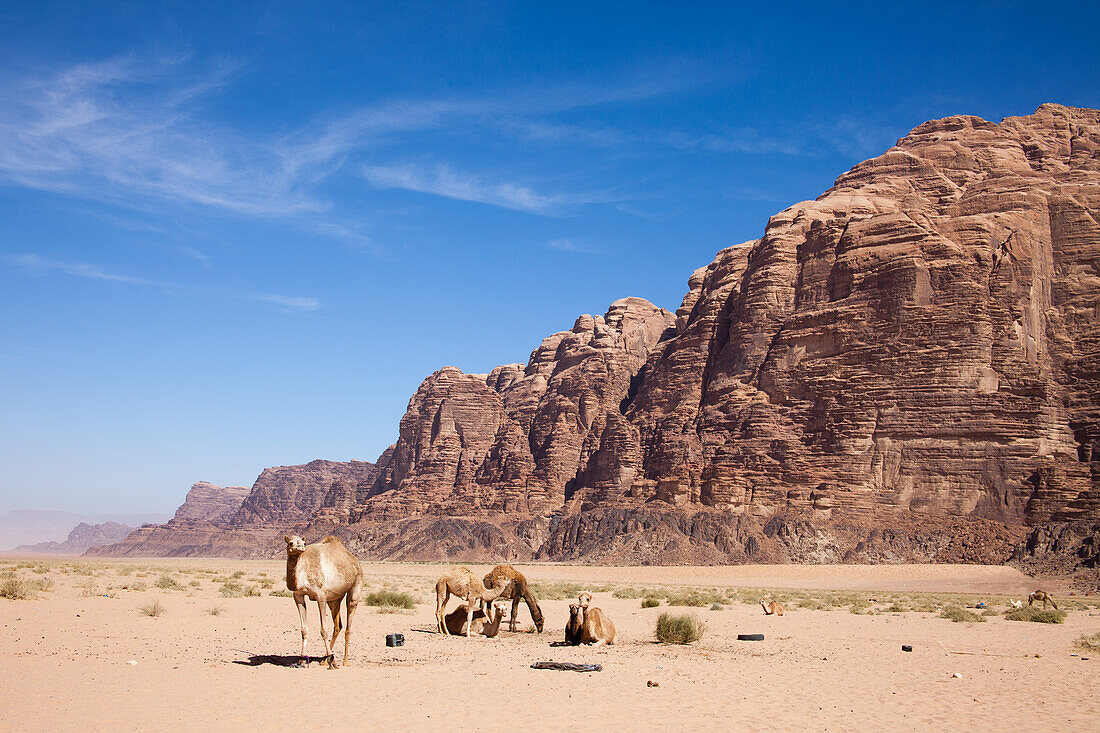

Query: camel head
[
  {"left": 568, "top": 603, "right": 582, "bottom": 622},
  {"left": 284, "top": 534, "right": 307, "bottom": 555},
  {"left": 531, "top": 605, "right": 545, "bottom": 633},
  {"left": 577, "top": 592, "right": 592, "bottom": 609}
]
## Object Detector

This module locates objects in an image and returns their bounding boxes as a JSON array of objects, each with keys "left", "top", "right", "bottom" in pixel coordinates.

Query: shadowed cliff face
[{"left": 94, "top": 105, "right": 1100, "bottom": 562}]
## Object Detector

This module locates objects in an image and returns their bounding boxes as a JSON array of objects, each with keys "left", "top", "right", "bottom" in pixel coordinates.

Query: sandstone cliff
[
  {"left": 173, "top": 482, "right": 249, "bottom": 522},
  {"left": 93, "top": 104, "right": 1100, "bottom": 567}
]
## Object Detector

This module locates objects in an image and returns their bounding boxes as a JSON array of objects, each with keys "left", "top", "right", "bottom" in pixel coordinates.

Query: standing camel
[
  {"left": 284, "top": 534, "right": 363, "bottom": 669},
  {"left": 1028, "top": 590, "right": 1058, "bottom": 609},
  {"left": 483, "top": 564, "right": 545, "bottom": 633},
  {"left": 435, "top": 566, "right": 509, "bottom": 637}
]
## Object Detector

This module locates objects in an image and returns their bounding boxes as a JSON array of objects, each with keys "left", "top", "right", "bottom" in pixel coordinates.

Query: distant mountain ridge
[{"left": 0, "top": 510, "right": 170, "bottom": 550}]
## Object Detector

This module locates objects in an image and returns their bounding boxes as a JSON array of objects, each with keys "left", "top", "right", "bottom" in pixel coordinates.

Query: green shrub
[
  {"left": 656, "top": 612, "right": 706, "bottom": 644},
  {"left": 1005, "top": 606, "right": 1065, "bottom": 624},
  {"left": 365, "top": 589, "right": 416, "bottom": 609},
  {"left": 641, "top": 597, "right": 661, "bottom": 609},
  {"left": 940, "top": 606, "right": 986, "bottom": 623}
]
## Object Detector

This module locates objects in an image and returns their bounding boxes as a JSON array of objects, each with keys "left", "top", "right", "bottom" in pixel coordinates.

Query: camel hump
[{"left": 321, "top": 535, "right": 341, "bottom": 544}]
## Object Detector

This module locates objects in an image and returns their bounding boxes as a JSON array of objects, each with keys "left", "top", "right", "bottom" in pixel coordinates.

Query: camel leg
[
  {"left": 316, "top": 597, "right": 336, "bottom": 669},
  {"left": 510, "top": 596, "right": 520, "bottom": 632},
  {"left": 436, "top": 585, "right": 450, "bottom": 635},
  {"left": 466, "top": 599, "right": 476, "bottom": 638},
  {"left": 343, "top": 596, "right": 359, "bottom": 667},
  {"left": 328, "top": 599, "right": 343, "bottom": 652},
  {"left": 294, "top": 594, "right": 309, "bottom": 667}
]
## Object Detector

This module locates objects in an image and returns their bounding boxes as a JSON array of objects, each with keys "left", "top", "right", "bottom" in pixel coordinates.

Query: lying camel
[
  {"left": 565, "top": 602, "right": 616, "bottom": 646},
  {"left": 761, "top": 600, "right": 785, "bottom": 616},
  {"left": 1028, "top": 590, "right": 1058, "bottom": 609},
  {"left": 284, "top": 534, "right": 363, "bottom": 669},
  {"left": 444, "top": 601, "right": 506, "bottom": 637},
  {"left": 435, "top": 566, "right": 509, "bottom": 637},
  {"left": 483, "top": 564, "right": 545, "bottom": 633}
]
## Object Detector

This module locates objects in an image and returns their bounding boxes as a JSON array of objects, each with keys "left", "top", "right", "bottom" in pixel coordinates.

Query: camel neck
[{"left": 285, "top": 554, "right": 300, "bottom": 591}]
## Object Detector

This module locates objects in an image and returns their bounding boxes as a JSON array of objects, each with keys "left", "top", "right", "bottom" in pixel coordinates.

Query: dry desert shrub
[
  {"left": 1076, "top": 632, "right": 1100, "bottom": 651},
  {"left": 205, "top": 604, "right": 225, "bottom": 616},
  {"left": 666, "top": 589, "right": 727, "bottom": 607},
  {"left": 365, "top": 589, "right": 416, "bottom": 609},
  {"left": 641, "top": 597, "right": 661, "bottom": 608},
  {"left": 154, "top": 575, "right": 183, "bottom": 591},
  {"left": 269, "top": 589, "right": 293, "bottom": 597},
  {"left": 1005, "top": 606, "right": 1065, "bottom": 624},
  {"left": 709, "top": 602, "right": 724, "bottom": 611},
  {"left": 140, "top": 599, "right": 166, "bottom": 617},
  {"left": 655, "top": 612, "right": 706, "bottom": 644},
  {"left": 218, "top": 580, "right": 247, "bottom": 597},
  {"left": 939, "top": 606, "right": 987, "bottom": 623},
  {"left": 1, "top": 577, "right": 53, "bottom": 600}
]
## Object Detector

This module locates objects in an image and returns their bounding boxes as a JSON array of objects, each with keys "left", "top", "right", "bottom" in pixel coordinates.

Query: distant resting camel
[
  {"left": 435, "top": 566, "right": 509, "bottom": 637},
  {"left": 1028, "top": 590, "right": 1058, "bottom": 609},
  {"left": 284, "top": 534, "right": 363, "bottom": 669},
  {"left": 444, "top": 601, "right": 506, "bottom": 637},
  {"left": 565, "top": 599, "right": 615, "bottom": 646},
  {"left": 761, "top": 600, "right": 784, "bottom": 616},
  {"left": 483, "top": 564, "right": 545, "bottom": 633}
]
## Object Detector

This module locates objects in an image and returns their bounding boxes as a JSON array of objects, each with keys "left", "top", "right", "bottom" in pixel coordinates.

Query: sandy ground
[{"left": 1, "top": 558, "right": 1097, "bottom": 732}]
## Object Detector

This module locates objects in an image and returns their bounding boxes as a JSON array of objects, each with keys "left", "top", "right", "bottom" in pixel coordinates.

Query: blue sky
[{"left": 1, "top": 1, "right": 1097, "bottom": 515}]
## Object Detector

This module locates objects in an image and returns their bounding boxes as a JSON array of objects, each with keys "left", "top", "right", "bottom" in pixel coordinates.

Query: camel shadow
[{"left": 233, "top": 653, "right": 324, "bottom": 667}]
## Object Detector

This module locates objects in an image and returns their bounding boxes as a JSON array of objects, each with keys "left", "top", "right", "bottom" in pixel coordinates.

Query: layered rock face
[
  {"left": 94, "top": 105, "right": 1100, "bottom": 563},
  {"left": 173, "top": 482, "right": 249, "bottom": 522}
]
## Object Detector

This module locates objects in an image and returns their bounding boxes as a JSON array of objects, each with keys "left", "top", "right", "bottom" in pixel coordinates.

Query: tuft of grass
[
  {"left": 188, "top": 580, "right": 201, "bottom": 587},
  {"left": 231, "top": 570, "right": 245, "bottom": 579},
  {"left": 269, "top": 589, "right": 293, "bottom": 598},
  {"left": 140, "top": 599, "right": 166, "bottom": 617},
  {"left": 655, "top": 612, "right": 706, "bottom": 644},
  {"left": 709, "top": 602, "right": 724, "bottom": 611},
  {"left": 1005, "top": 606, "right": 1065, "bottom": 624},
  {"left": 666, "top": 589, "right": 726, "bottom": 607},
  {"left": 154, "top": 575, "right": 183, "bottom": 591},
  {"left": 365, "top": 589, "right": 417, "bottom": 609},
  {"left": 940, "top": 606, "right": 986, "bottom": 623},
  {"left": 205, "top": 604, "right": 225, "bottom": 616},
  {"left": 641, "top": 597, "right": 661, "bottom": 609},
  {"left": 981, "top": 608, "right": 1000, "bottom": 617},
  {"left": 1075, "top": 632, "right": 1100, "bottom": 651}
]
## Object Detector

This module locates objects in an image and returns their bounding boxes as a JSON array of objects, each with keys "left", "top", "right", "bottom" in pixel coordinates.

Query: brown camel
[
  {"left": 565, "top": 602, "right": 616, "bottom": 646},
  {"left": 1028, "top": 590, "right": 1058, "bottom": 609},
  {"left": 761, "top": 600, "right": 785, "bottom": 616},
  {"left": 284, "top": 534, "right": 363, "bottom": 669},
  {"left": 435, "top": 566, "right": 509, "bottom": 637},
  {"left": 444, "top": 601, "right": 506, "bottom": 637},
  {"left": 483, "top": 564, "right": 545, "bottom": 633}
]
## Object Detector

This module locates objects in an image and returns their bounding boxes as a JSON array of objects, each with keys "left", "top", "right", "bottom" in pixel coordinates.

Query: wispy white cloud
[
  {"left": 5, "top": 253, "right": 320, "bottom": 312},
  {"left": 10, "top": 253, "right": 151, "bottom": 285},
  {"left": 362, "top": 163, "right": 582, "bottom": 214},
  {"left": 544, "top": 238, "right": 603, "bottom": 254}
]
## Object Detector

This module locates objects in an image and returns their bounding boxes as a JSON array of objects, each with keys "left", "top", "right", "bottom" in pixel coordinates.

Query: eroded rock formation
[
  {"left": 93, "top": 104, "right": 1100, "bottom": 565},
  {"left": 173, "top": 482, "right": 249, "bottom": 522}
]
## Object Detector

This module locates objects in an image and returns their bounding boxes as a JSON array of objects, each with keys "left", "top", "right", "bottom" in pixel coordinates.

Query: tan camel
[
  {"left": 483, "top": 564, "right": 545, "bottom": 633},
  {"left": 444, "top": 601, "right": 506, "bottom": 637},
  {"left": 1028, "top": 590, "right": 1058, "bottom": 609},
  {"left": 565, "top": 602, "right": 616, "bottom": 646},
  {"left": 435, "top": 566, "right": 509, "bottom": 637},
  {"left": 284, "top": 534, "right": 363, "bottom": 669},
  {"left": 577, "top": 592, "right": 592, "bottom": 608},
  {"left": 761, "top": 600, "right": 785, "bottom": 616}
]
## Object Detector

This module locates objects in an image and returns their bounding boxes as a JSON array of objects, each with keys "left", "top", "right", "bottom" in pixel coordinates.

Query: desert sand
[{"left": 1, "top": 557, "right": 1097, "bottom": 732}]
